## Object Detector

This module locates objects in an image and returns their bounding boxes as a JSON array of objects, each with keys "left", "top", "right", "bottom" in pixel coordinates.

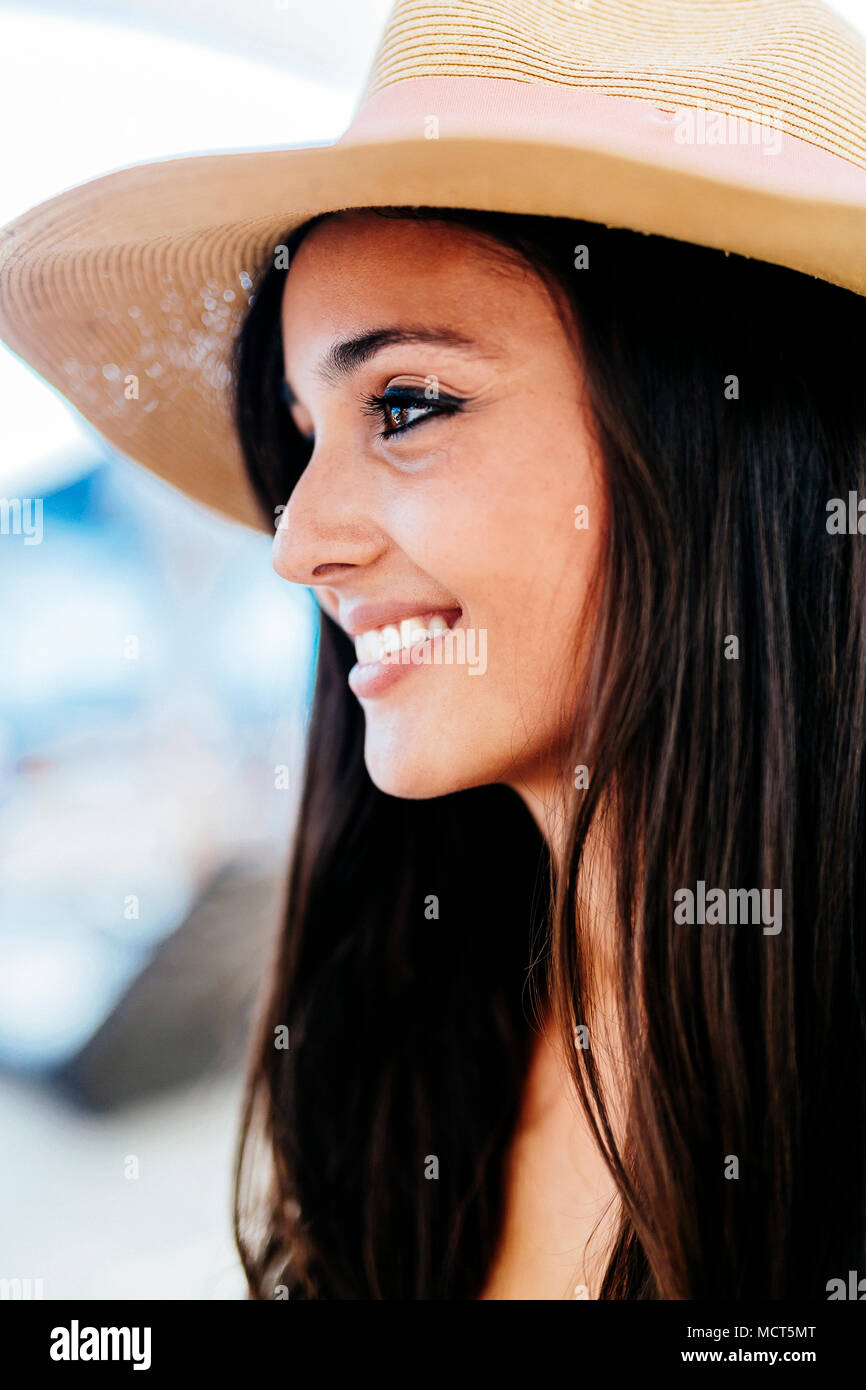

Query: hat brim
[{"left": 2, "top": 76, "right": 866, "bottom": 531}]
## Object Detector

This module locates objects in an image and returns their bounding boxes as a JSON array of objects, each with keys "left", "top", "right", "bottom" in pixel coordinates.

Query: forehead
[{"left": 279, "top": 213, "right": 553, "bottom": 372}]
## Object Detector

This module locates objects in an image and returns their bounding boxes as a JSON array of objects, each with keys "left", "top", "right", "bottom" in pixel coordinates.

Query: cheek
[
  {"left": 380, "top": 415, "right": 605, "bottom": 684},
  {"left": 473, "top": 433, "right": 607, "bottom": 726},
  {"left": 383, "top": 413, "right": 602, "bottom": 567},
  {"left": 361, "top": 466, "right": 605, "bottom": 794}
]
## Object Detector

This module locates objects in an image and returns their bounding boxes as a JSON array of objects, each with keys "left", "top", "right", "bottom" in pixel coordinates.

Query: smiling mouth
[{"left": 353, "top": 609, "right": 462, "bottom": 665}]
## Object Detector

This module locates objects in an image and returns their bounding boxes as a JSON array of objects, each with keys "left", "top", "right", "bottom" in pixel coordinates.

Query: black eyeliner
[{"left": 360, "top": 385, "right": 466, "bottom": 440}]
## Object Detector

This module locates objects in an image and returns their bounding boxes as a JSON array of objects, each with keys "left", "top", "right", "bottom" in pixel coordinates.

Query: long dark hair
[{"left": 232, "top": 205, "right": 866, "bottom": 1299}]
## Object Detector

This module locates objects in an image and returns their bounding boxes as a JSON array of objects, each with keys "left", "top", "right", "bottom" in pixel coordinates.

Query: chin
[
  {"left": 362, "top": 731, "right": 480, "bottom": 801},
  {"left": 364, "top": 750, "right": 461, "bottom": 801}
]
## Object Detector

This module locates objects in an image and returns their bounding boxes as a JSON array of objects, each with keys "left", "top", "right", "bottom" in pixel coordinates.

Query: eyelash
[{"left": 359, "top": 387, "right": 464, "bottom": 440}]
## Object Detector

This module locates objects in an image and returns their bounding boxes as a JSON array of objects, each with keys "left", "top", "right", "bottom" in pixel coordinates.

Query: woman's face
[{"left": 275, "top": 211, "right": 607, "bottom": 804}]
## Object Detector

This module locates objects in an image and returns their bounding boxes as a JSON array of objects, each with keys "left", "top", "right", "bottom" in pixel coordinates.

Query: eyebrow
[{"left": 282, "top": 325, "right": 505, "bottom": 407}]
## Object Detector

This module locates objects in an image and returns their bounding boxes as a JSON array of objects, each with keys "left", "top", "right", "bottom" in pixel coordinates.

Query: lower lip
[{"left": 348, "top": 619, "right": 462, "bottom": 700}]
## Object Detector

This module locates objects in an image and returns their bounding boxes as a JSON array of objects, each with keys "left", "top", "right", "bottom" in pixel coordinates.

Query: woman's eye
[
  {"left": 382, "top": 399, "right": 433, "bottom": 434},
  {"left": 360, "top": 387, "right": 463, "bottom": 440}
]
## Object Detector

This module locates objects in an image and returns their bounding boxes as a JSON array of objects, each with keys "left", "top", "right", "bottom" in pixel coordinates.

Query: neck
[
  {"left": 511, "top": 768, "right": 570, "bottom": 867},
  {"left": 509, "top": 768, "right": 621, "bottom": 1004}
]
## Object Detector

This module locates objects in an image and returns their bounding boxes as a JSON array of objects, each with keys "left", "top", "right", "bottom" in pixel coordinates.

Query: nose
[{"left": 271, "top": 441, "right": 387, "bottom": 588}]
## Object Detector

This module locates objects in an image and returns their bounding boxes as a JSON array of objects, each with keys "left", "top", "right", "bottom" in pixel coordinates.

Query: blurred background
[
  {"left": 0, "top": 0, "right": 393, "bottom": 1300},
  {"left": 2, "top": 0, "right": 866, "bottom": 1302}
]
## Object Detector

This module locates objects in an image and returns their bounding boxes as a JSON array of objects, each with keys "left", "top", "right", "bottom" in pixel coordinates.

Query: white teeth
[
  {"left": 353, "top": 612, "right": 455, "bottom": 665},
  {"left": 400, "top": 616, "right": 429, "bottom": 648},
  {"left": 355, "top": 629, "right": 385, "bottom": 664}
]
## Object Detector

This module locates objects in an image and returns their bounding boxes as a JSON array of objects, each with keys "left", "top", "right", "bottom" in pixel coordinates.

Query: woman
[
  {"left": 232, "top": 202, "right": 866, "bottom": 1299},
  {"left": 1, "top": 0, "right": 865, "bottom": 1302}
]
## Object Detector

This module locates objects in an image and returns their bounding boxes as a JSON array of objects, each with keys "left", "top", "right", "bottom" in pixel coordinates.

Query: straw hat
[{"left": 1, "top": 0, "right": 865, "bottom": 531}]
